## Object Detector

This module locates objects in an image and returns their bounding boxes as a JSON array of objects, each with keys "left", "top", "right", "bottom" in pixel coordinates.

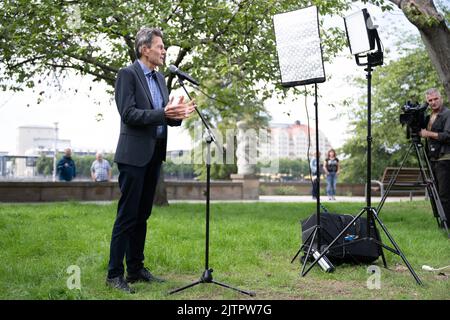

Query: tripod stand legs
[
  {"left": 169, "top": 279, "right": 203, "bottom": 295},
  {"left": 291, "top": 224, "right": 336, "bottom": 275},
  {"left": 290, "top": 223, "right": 317, "bottom": 264},
  {"left": 300, "top": 227, "right": 318, "bottom": 276},
  {"left": 380, "top": 244, "right": 388, "bottom": 268},
  {"left": 301, "top": 208, "right": 422, "bottom": 285},
  {"left": 169, "top": 268, "right": 256, "bottom": 296},
  {"left": 369, "top": 209, "right": 422, "bottom": 285},
  {"left": 376, "top": 141, "right": 449, "bottom": 237},
  {"left": 211, "top": 279, "right": 256, "bottom": 296}
]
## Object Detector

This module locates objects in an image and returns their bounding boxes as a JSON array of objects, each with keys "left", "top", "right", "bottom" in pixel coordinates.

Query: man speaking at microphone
[{"left": 106, "top": 27, "right": 195, "bottom": 293}]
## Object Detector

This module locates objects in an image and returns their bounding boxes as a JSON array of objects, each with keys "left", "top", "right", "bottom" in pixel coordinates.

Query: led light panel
[{"left": 273, "top": 6, "right": 326, "bottom": 87}]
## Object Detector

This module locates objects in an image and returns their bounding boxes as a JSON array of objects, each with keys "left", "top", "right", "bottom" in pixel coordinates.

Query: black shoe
[
  {"left": 126, "top": 267, "right": 166, "bottom": 283},
  {"left": 106, "top": 276, "right": 135, "bottom": 293}
]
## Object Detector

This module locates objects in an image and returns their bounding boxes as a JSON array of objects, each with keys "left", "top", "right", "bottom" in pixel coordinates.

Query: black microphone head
[
  {"left": 168, "top": 64, "right": 199, "bottom": 86},
  {"left": 168, "top": 65, "right": 178, "bottom": 73}
]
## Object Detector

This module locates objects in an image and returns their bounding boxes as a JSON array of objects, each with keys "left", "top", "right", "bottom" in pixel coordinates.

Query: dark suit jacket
[{"left": 114, "top": 61, "right": 181, "bottom": 166}]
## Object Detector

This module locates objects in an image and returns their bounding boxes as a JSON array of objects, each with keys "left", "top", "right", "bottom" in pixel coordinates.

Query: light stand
[
  {"left": 273, "top": 5, "right": 332, "bottom": 274},
  {"left": 169, "top": 77, "right": 255, "bottom": 297},
  {"left": 302, "top": 9, "right": 422, "bottom": 284},
  {"left": 290, "top": 84, "right": 334, "bottom": 274}
]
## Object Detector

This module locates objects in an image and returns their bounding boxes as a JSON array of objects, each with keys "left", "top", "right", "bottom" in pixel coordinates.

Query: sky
[{"left": 0, "top": 3, "right": 420, "bottom": 155}]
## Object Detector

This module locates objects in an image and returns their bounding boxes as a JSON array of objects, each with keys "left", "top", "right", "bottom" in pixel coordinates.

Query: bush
[
  {"left": 259, "top": 185, "right": 267, "bottom": 195},
  {"left": 274, "top": 186, "right": 298, "bottom": 195}
]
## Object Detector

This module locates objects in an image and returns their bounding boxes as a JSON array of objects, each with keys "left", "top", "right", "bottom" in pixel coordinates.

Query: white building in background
[
  {"left": 16, "top": 125, "right": 70, "bottom": 155},
  {"left": 15, "top": 125, "right": 71, "bottom": 177},
  {"left": 259, "top": 121, "right": 333, "bottom": 160},
  {"left": 0, "top": 125, "right": 112, "bottom": 179}
]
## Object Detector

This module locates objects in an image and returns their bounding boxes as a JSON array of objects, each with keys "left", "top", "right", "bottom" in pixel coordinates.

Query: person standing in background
[
  {"left": 323, "top": 149, "right": 340, "bottom": 200},
  {"left": 57, "top": 148, "right": 76, "bottom": 182},
  {"left": 91, "top": 152, "right": 112, "bottom": 182}
]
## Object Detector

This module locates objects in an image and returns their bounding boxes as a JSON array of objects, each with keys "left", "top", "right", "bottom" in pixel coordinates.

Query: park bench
[{"left": 368, "top": 167, "right": 429, "bottom": 200}]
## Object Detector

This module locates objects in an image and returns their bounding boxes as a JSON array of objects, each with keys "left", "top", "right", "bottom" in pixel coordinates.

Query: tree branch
[
  {"left": 167, "top": 47, "right": 190, "bottom": 93},
  {"left": 44, "top": 62, "right": 116, "bottom": 85},
  {"left": 392, "top": 0, "right": 450, "bottom": 100},
  {"left": 123, "top": 34, "right": 136, "bottom": 63},
  {"left": 66, "top": 53, "right": 119, "bottom": 74},
  {"left": 8, "top": 55, "right": 46, "bottom": 69},
  {"left": 111, "top": 15, "right": 136, "bottom": 63},
  {"left": 212, "top": 0, "right": 252, "bottom": 42},
  {"left": 389, "top": 0, "right": 402, "bottom": 8},
  {"left": 163, "top": 0, "right": 185, "bottom": 24}
]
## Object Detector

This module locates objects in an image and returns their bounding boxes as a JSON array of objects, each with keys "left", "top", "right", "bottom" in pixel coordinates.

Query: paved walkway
[
  {"left": 34, "top": 196, "right": 427, "bottom": 206},
  {"left": 169, "top": 195, "right": 428, "bottom": 204}
]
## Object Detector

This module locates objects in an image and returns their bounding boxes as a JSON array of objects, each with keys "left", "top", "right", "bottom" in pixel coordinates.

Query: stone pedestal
[
  {"left": 236, "top": 120, "right": 256, "bottom": 175},
  {"left": 230, "top": 174, "right": 259, "bottom": 200}
]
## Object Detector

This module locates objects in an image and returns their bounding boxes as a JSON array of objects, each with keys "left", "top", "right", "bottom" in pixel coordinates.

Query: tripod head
[{"left": 406, "top": 126, "right": 423, "bottom": 145}]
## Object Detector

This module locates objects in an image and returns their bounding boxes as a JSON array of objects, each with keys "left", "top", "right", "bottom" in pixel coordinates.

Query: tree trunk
[
  {"left": 153, "top": 165, "right": 169, "bottom": 206},
  {"left": 390, "top": 0, "right": 450, "bottom": 100}
]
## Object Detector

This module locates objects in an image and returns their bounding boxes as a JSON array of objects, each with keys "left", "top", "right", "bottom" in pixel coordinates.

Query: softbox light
[
  {"left": 273, "top": 6, "right": 326, "bottom": 87},
  {"left": 343, "top": 8, "right": 383, "bottom": 67},
  {"left": 343, "top": 8, "right": 374, "bottom": 55}
]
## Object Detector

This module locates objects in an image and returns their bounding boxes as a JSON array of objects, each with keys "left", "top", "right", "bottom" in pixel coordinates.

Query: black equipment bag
[{"left": 301, "top": 212, "right": 382, "bottom": 264}]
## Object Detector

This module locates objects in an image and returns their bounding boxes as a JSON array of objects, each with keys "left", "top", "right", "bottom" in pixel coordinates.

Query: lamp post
[{"left": 52, "top": 122, "right": 58, "bottom": 182}]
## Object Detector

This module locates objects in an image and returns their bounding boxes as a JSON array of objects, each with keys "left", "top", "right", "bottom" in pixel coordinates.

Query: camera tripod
[{"left": 376, "top": 133, "right": 449, "bottom": 238}]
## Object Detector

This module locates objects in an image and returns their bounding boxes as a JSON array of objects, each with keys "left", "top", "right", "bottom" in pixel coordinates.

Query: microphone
[{"left": 168, "top": 65, "right": 200, "bottom": 86}]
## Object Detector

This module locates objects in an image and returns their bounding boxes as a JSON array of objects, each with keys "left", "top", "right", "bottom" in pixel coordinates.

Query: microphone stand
[{"left": 169, "top": 77, "right": 255, "bottom": 297}]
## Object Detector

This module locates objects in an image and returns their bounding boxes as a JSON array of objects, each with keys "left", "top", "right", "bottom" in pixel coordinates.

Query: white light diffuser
[
  {"left": 273, "top": 6, "right": 326, "bottom": 87},
  {"left": 344, "top": 9, "right": 372, "bottom": 55}
]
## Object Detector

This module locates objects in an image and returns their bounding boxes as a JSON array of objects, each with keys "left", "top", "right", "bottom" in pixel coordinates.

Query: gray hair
[
  {"left": 425, "top": 88, "right": 441, "bottom": 98},
  {"left": 135, "top": 27, "right": 163, "bottom": 59}
]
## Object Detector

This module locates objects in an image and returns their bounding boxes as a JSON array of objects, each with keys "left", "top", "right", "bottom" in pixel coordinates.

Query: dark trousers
[
  {"left": 311, "top": 177, "right": 319, "bottom": 198},
  {"left": 107, "top": 142, "right": 164, "bottom": 278},
  {"left": 431, "top": 160, "right": 450, "bottom": 223}
]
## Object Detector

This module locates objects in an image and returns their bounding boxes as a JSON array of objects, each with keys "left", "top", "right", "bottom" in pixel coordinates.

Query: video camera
[{"left": 399, "top": 101, "right": 428, "bottom": 140}]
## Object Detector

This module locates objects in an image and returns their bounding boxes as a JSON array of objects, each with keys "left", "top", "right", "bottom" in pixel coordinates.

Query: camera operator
[{"left": 419, "top": 88, "right": 450, "bottom": 224}]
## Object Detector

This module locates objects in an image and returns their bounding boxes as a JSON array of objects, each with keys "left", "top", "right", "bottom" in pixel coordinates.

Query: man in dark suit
[{"left": 106, "top": 27, "right": 195, "bottom": 293}]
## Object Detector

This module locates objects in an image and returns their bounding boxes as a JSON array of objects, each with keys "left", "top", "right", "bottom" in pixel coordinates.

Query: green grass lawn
[{"left": 0, "top": 201, "right": 448, "bottom": 300}]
